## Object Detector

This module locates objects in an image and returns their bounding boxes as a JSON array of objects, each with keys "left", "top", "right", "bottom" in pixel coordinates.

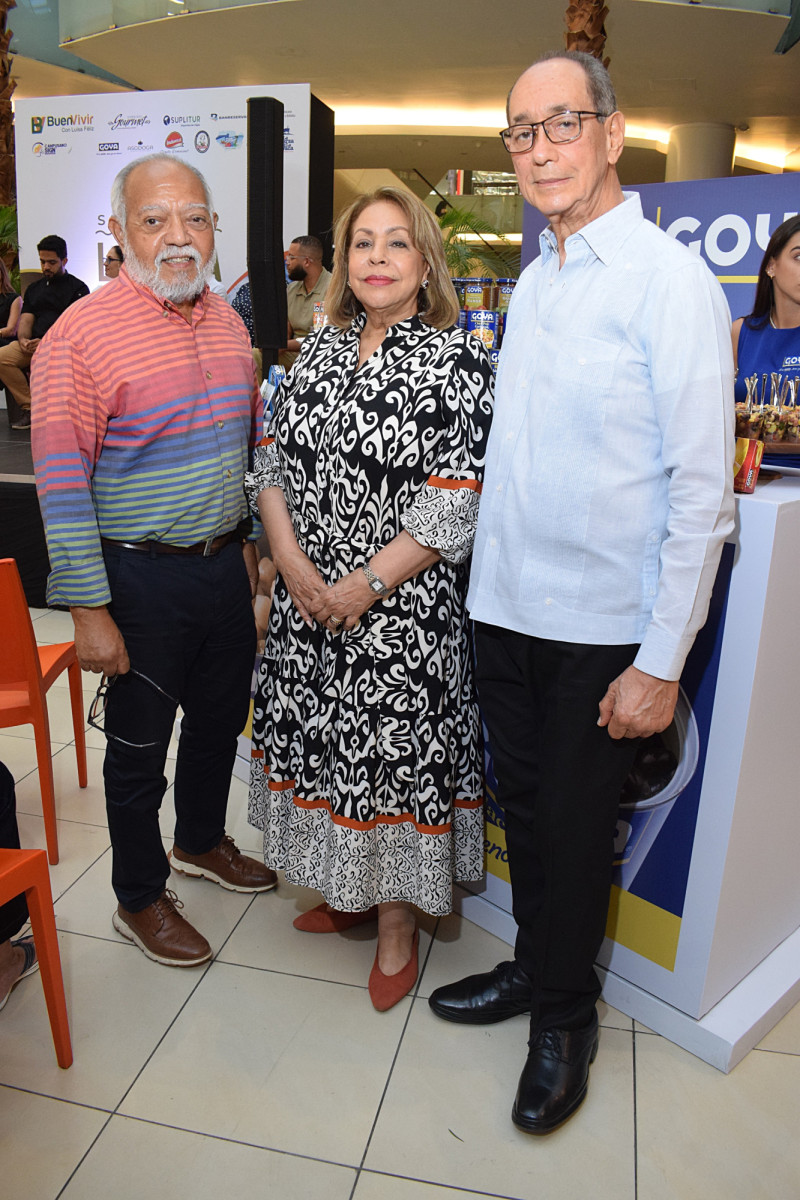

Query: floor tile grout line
[
  {"left": 54, "top": 1108, "right": 117, "bottom": 1195},
  {"left": 50, "top": 845, "right": 113, "bottom": 906},
  {"left": 354, "top": 1166, "right": 527, "bottom": 1200},
  {"left": 0, "top": 1080, "right": 115, "bottom": 1115},
  {"left": 347, "top": 915, "right": 441, "bottom": 1200},
  {"left": 56, "top": 1108, "right": 365, "bottom": 1180},
  {"left": 55, "top": 1112, "right": 116, "bottom": 1200}
]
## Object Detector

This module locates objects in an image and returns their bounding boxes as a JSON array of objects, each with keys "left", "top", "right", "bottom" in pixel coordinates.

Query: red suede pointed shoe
[
  {"left": 293, "top": 901, "right": 379, "bottom": 933},
  {"left": 368, "top": 928, "right": 419, "bottom": 1011}
]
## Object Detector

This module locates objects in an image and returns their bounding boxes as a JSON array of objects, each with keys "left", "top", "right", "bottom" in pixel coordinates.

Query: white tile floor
[{"left": 2, "top": 606, "right": 800, "bottom": 1200}]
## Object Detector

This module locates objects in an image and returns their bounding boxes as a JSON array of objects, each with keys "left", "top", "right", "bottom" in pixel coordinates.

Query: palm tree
[
  {"left": 0, "top": 1, "right": 15, "bottom": 207},
  {"left": 438, "top": 205, "right": 521, "bottom": 280},
  {"left": 564, "top": 0, "right": 609, "bottom": 66}
]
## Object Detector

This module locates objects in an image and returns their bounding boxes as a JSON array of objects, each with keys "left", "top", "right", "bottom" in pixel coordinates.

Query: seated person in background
[
  {"left": 0, "top": 235, "right": 89, "bottom": 429},
  {"left": 103, "top": 246, "right": 124, "bottom": 280},
  {"left": 279, "top": 235, "right": 331, "bottom": 371},
  {"left": 0, "top": 762, "right": 39, "bottom": 1012},
  {"left": 0, "top": 258, "right": 22, "bottom": 347}
]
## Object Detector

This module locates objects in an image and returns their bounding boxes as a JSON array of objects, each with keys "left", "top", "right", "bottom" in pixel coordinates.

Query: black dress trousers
[{"left": 475, "top": 622, "right": 641, "bottom": 1034}]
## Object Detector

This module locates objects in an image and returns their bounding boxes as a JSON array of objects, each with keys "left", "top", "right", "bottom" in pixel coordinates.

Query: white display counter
[{"left": 457, "top": 472, "right": 800, "bottom": 1072}]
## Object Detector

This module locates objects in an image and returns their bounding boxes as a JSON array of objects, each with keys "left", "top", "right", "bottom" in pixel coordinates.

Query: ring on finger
[{"left": 328, "top": 615, "right": 343, "bottom": 629}]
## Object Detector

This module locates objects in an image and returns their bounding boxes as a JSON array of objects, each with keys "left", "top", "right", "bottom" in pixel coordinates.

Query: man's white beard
[{"left": 123, "top": 240, "right": 215, "bottom": 304}]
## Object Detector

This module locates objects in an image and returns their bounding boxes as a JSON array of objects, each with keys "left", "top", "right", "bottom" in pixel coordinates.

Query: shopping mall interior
[{"left": 2, "top": 2, "right": 800, "bottom": 1198}]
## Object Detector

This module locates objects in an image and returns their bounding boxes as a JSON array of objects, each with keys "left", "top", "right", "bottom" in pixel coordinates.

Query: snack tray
[{"left": 758, "top": 440, "right": 800, "bottom": 454}]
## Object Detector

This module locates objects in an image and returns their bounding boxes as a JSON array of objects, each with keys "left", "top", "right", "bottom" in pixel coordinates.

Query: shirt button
[
  {"left": 162, "top": 311, "right": 169, "bottom": 319},
  {"left": 226, "top": 469, "right": 232, "bottom": 479},
  {"left": 206, "top": 371, "right": 212, "bottom": 380},
  {"left": 545, "top": 597, "right": 553, "bottom": 605},
  {"left": 490, "top": 537, "right": 497, "bottom": 547},
  {"left": 218, "top": 421, "right": 224, "bottom": 429},
  {"left": 496, "top": 483, "right": 503, "bottom": 492},
  {"left": 535, "top": 328, "right": 543, "bottom": 337},
  {"left": 506, "top": 432, "right": 514, "bottom": 440}
]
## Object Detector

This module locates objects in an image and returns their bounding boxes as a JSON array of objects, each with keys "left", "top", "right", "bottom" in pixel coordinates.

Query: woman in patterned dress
[{"left": 246, "top": 187, "right": 494, "bottom": 1009}]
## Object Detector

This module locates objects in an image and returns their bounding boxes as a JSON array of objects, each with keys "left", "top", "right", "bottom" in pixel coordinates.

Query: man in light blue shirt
[{"left": 429, "top": 51, "right": 734, "bottom": 1134}]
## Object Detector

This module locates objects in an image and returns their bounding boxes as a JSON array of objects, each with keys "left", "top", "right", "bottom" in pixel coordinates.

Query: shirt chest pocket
[{"left": 551, "top": 335, "right": 620, "bottom": 396}]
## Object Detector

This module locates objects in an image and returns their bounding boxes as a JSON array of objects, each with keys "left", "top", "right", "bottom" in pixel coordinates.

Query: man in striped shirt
[{"left": 33, "top": 154, "right": 276, "bottom": 968}]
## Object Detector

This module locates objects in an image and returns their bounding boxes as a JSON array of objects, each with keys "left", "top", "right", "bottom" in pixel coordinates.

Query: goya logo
[
  {"left": 31, "top": 116, "right": 44, "bottom": 134},
  {"left": 98, "top": 142, "right": 120, "bottom": 153}
]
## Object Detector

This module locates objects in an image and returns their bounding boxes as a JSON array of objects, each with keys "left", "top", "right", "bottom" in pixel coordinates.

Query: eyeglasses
[
  {"left": 499, "top": 111, "right": 607, "bottom": 154},
  {"left": 88, "top": 668, "right": 178, "bottom": 749},
  {"left": 104, "top": 256, "right": 121, "bottom": 264}
]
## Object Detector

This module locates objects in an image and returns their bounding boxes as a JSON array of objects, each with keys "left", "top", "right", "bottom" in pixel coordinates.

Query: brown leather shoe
[
  {"left": 169, "top": 834, "right": 278, "bottom": 893},
  {"left": 112, "top": 890, "right": 212, "bottom": 966}
]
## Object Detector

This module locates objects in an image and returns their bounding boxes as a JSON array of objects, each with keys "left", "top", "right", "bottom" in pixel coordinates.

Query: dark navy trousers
[{"left": 103, "top": 542, "right": 256, "bottom": 911}]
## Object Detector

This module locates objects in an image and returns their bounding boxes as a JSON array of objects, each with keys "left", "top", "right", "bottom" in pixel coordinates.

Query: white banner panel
[{"left": 14, "top": 84, "right": 311, "bottom": 294}]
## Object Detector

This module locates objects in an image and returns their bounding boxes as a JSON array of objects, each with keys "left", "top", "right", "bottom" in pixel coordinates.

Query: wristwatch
[{"left": 361, "top": 563, "right": 391, "bottom": 597}]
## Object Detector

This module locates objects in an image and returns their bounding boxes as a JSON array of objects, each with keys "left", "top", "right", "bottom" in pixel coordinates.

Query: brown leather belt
[{"left": 101, "top": 530, "right": 243, "bottom": 558}]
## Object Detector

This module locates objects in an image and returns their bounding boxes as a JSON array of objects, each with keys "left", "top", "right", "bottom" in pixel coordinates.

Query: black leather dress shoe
[
  {"left": 428, "top": 960, "right": 533, "bottom": 1024},
  {"left": 512, "top": 1011, "right": 599, "bottom": 1134}
]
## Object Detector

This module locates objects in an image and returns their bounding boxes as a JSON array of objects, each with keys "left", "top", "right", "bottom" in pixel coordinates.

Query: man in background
[
  {"left": 279, "top": 234, "right": 331, "bottom": 370},
  {"left": 0, "top": 235, "right": 88, "bottom": 429},
  {"left": 33, "top": 154, "right": 275, "bottom": 969}
]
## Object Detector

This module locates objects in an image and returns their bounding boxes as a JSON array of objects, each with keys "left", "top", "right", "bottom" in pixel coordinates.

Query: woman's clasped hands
[{"left": 276, "top": 545, "right": 383, "bottom": 634}]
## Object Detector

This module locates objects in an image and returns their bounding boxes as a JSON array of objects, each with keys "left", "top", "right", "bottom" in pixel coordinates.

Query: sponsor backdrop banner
[
  {"left": 14, "top": 84, "right": 312, "bottom": 294},
  {"left": 522, "top": 171, "right": 800, "bottom": 319}
]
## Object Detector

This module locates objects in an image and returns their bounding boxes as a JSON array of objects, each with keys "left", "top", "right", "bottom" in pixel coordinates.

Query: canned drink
[
  {"left": 466, "top": 308, "right": 499, "bottom": 350},
  {"left": 497, "top": 278, "right": 516, "bottom": 313},
  {"left": 463, "top": 280, "right": 485, "bottom": 310}
]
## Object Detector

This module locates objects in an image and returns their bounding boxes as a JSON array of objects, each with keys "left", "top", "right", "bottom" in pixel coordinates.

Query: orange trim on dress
[
  {"left": 250, "top": 767, "right": 482, "bottom": 833},
  {"left": 426, "top": 474, "right": 482, "bottom": 493}
]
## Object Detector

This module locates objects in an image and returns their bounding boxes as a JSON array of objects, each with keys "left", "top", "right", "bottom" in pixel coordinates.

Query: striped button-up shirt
[{"left": 32, "top": 267, "right": 260, "bottom": 608}]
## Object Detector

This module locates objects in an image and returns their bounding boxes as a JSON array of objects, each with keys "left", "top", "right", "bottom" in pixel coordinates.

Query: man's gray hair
[
  {"left": 111, "top": 153, "right": 215, "bottom": 228},
  {"left": 508, "top": 50, "right": 618, "bottom": 122}
]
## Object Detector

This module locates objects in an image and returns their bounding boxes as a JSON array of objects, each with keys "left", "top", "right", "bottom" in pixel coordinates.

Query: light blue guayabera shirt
[{"left": 467, "top": 192, "right": 735, "bottom": 681}]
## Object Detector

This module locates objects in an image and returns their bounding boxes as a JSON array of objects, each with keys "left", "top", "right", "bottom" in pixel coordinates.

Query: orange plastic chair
[
  {"left": 0, "top": 558, "right": 88, "bottom": 865},
  {"left": 0, "top": 848, "right": 73, "bottom": 1067}
]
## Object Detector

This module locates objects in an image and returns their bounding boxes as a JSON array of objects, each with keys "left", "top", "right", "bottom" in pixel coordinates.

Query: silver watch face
[{"left": 369, "top": 578, "right": 384, "bottom": 594}]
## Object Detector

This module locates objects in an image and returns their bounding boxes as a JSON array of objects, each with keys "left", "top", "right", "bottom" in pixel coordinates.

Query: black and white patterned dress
[{"left": 245, "top": 313, "right": 494, "bottom": 914}]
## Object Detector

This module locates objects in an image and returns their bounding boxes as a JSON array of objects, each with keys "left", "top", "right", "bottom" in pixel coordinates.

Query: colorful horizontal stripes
[{"left": 32, "top": 269, "right": 260, "bottom": 607}]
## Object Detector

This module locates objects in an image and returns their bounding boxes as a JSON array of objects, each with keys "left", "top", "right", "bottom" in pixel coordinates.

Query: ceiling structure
[{"left": 9, "top": 0, "right": 800, "bottom": 187}]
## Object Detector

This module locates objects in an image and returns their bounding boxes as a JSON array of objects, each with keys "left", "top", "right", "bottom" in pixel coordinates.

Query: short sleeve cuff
[
  {"left": 245, "top": 439, "right": 283, "bottom": 513},
  {"left": 401, "top": 478, "right": 481, "bottom": 565}
]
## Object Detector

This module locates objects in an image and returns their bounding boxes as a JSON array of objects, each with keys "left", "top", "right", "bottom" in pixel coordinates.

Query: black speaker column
[{"left": 246, "top": 97, "right": 288, "bottom": 357}]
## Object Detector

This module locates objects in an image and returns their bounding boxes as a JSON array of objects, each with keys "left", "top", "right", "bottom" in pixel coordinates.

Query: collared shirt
[
  {"left": 22, "top": 271, "right": 90, "bottom": 339},
  {"left": 467, "top": 193, "right": 735, "bottom": 681},
  {"left": 286, "top": 267, "right": 332, "bottom": 339},
  {"left": 32, "top": 267, "right": 260, "bottom": 608}
]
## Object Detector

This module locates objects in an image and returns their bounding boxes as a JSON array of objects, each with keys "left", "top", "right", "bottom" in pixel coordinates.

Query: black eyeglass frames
[
  {"left": 499, "top": 111, "right": 607, "bottom": 154},
  {"left": 87, "top": 668, "right": 179, "bottom": 749}
]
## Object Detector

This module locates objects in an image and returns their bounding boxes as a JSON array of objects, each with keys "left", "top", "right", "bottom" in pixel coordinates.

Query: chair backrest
[{"left": 0, "top": 558, "right": 43, "bottom": 689}]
